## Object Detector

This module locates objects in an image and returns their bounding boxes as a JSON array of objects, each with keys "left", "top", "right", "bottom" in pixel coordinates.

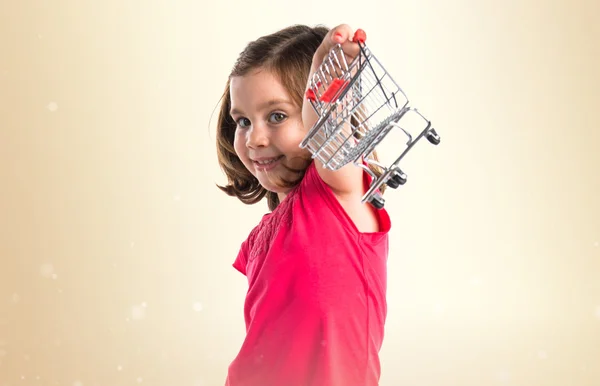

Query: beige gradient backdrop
[{"left": 1, "top": 0, "right": 599, "bottom": 385}]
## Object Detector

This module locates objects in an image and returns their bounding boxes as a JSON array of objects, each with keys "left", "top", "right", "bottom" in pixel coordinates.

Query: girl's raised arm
[{"left": 302, "top": 24, "right": 366, "bottom": 198}]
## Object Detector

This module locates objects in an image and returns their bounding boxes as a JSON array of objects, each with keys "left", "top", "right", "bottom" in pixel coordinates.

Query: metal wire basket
[{"left": 300, "top": 29, "right": 441, "bottom": 209}]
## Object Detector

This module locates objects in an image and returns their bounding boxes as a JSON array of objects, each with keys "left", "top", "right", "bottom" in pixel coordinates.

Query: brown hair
[{"left": 216, "top": 24, "right": 384, "bottom": 211}]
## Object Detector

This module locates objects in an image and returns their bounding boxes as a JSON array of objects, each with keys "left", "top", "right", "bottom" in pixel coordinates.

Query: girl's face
[{"left": 230, "top": 69, "right": 310, "bottom": 198}]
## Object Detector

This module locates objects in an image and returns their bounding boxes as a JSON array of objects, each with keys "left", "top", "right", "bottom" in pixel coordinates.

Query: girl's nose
[{"left": 246, "top": 125, "right": 269, "bottom": 148}]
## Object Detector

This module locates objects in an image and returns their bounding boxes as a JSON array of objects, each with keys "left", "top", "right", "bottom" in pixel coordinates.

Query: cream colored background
[{"left": 1, "top": 0, "right": 599, "bottom": 385}]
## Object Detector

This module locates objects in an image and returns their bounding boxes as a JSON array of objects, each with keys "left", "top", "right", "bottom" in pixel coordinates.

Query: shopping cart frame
[{"left": 300, "top": 29, "right": 440, "bottom": 209}]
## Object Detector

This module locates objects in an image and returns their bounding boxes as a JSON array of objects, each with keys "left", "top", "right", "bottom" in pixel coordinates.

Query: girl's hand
[
  {"left": 303, "top": 24, "right": 364, "bottom": 130},
  {"left": 302, "top": 24, "right": 368, "bottom": 197},
  {"left": 311, "top": 24, "right": 362, "bottom": 76}
]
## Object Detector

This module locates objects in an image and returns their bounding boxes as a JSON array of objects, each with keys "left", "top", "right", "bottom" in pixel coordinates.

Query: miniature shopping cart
[{"left": 300, "top": 29, "right": 440, "bottom": 209}]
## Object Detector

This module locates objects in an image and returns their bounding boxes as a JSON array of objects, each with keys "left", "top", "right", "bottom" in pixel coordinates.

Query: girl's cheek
[{"left": 233, "top": 133, "right": 243, "bottom": 150}]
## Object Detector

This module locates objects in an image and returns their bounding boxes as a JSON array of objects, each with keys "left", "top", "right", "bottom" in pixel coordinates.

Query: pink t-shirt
[{"left": 225, "top": 161, "right": 391, "bottom": 386}]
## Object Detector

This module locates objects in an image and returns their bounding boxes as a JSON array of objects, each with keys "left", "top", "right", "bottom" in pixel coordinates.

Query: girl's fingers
[
  {"left": 331, "top": 24, "right": 353, "bottom": 45},
  {"left": 331, "top": 25, "right": 361, "bottom": 59},
  {"left": 312, "top": 24, "right": 361, "bottom": 70}
]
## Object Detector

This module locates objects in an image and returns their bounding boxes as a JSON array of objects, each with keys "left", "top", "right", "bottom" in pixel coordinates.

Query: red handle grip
[{"left": 352, "top": 29, "right": 367, "bottom": 43}]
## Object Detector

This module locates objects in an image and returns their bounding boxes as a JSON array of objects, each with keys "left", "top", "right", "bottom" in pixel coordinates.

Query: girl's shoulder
[
  {"left": 297, "top": 160, "right": 392, "bottom": 236},
  {"left": 232, "top": 212, "right": 270, "bottom": 275}
]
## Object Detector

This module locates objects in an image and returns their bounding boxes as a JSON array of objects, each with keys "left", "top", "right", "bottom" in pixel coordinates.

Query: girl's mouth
[{"left": 253, "top": 155, "right": 284, "bottom": 171}]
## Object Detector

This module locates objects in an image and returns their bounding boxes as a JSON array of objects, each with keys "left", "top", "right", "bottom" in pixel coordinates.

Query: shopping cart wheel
[
  {"left": 386, "top": 170, "right": 407, "bottom": 189},
  {"left": 369, "top": 194, "right": 385, "bottom": 209},
  {"left": 426, "top": 128, "right": 441, "bottom": 145}
]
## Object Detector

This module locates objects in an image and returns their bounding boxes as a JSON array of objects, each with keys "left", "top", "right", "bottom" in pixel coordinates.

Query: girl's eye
[
  {"left": 268, "top": 112, "right": 287, "bottom": 124},
  {"left": 236, "top": 118, "right": 251, "bottom": 128}
]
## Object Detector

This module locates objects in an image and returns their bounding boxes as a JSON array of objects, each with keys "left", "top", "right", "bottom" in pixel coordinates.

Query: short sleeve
[
  {"left": 232, "top": 241, "right": 248, "bottom": 276},
  {"left": 232, "top": 220, "right": 264, "bottom": 276},
  {"left": 301, "top": 160, "right": 391, "bottom": 236}
]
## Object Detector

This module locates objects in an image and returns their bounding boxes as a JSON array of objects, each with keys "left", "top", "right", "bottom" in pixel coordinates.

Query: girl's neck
[{"left": 277, "top": 192, "right": 288, "bottom": 203}]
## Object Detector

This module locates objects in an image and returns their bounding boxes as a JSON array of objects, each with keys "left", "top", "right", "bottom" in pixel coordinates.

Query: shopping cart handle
[{"left": 352, "top": 29, "right": 367, "bottom": 43}]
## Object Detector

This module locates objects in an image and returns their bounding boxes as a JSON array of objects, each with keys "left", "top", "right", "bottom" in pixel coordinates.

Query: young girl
[{"left": 216, "top": 23, "right": 391, "bottom": 386}]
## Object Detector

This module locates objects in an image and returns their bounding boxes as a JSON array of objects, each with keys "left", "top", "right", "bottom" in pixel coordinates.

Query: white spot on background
[
  {"left": 117, "top": 365, "right": 123, "bottom": 371},
  {"left": 40, "top": 263, "right": 55, "bottom": 278},
  {"left": 47, "top": 102, "right": 58, "bottom": 112},
  {"left": 193, "top": 302, "right": 203, "bottom": 312},
  {"left": 130, "top": 241, "right": 135, "bottom": 248},
  {"left": 136, "top": 376, "right": 143, "bottom": 383},
  {"left": 469, "top": 275, "right": 483, "bottom": 286},
  {"left": 131, "top": 303, "right": 146, "bottom": 320},
  {"left": 594, "top": 241, "right": 599, "bottom": 248},
  {"left": 433, "top": 303, "right": 446, "bottom": 314},
  {"left": 73, "top": 381, "right": 83, "bottom": 386},
  {"left": 537, "top": 350, "right": 548, "bottom": 360},
  {"left": 173, "top": 194, "right": 181, "bottom": 201},
  {"left": 11, "top": 293, "right": 20, "bottom": 303},
  {"left": 594, "top": 306, "right": 600, "bottom": 320}
]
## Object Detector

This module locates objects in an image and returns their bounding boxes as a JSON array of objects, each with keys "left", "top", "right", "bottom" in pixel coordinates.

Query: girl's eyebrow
[{"left": 230, "top": 98, "right": 293, "bottom": 116}]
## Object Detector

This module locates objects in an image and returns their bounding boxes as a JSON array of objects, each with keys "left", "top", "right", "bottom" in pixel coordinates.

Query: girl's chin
[{"left": 257, "top": 178, "right": 286, "bottom": 193}]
